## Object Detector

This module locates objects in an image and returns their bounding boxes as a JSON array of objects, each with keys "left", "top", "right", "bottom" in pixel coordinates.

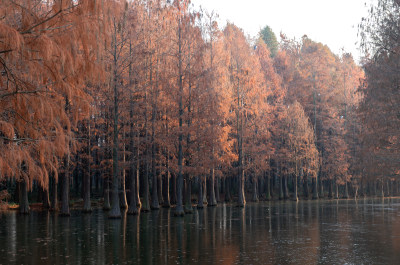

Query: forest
[{"left": 0, "top": 0, "right": 398, "bottom": 219}]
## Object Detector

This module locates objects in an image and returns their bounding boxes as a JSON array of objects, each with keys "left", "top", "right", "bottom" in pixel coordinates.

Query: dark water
[{"left": 1, "top": 198, "right": 400, "bottom": 265}]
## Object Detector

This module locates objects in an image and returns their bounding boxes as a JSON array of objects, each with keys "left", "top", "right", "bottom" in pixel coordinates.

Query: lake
[{"left": 1, "top": 198, "right": 400, "bottom": 264}]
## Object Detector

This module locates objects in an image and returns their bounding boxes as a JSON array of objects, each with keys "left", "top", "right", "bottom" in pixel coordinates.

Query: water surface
[{"left": 1, "top": 198, "right": 400, "bottom": 264}]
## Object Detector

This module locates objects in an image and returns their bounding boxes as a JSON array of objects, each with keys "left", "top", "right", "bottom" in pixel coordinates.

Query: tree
[
  {"left": 358, "top": 0, "right": 400, "bottom": 192},
  {"left": 279, "top": 102, "right": 319, "bottom": 201},
  {"left": 0, "top": 0, "right": 107, "bottom": 214},
  {"left": 224, "top": 23, "right": 265, "bottom": 207},
  {"left": 259, "top": 25, "right": 279, "bottom": 57}
]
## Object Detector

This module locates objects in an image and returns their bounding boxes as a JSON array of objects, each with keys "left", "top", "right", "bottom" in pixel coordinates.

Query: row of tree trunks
[{"left": 20, "top": 170, "right": 400, "bottom": 216}]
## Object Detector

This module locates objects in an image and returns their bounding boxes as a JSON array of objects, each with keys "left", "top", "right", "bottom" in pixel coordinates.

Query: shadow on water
[{"left": 1, "top": 198, "right": 400, "bottom": 264}]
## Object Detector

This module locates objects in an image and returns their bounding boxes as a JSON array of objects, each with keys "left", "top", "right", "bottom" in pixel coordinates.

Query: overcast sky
[{"left": 191, "top": 0, "right": 374, "bottom": 61}]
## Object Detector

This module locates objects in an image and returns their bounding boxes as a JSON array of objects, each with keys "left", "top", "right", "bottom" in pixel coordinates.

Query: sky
[{"left": 191, "top": 0, "right": 374, "bottom": 61}]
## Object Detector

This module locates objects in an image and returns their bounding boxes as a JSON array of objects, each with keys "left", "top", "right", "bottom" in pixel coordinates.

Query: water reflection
[{"left": 1, "top": 198, "right": 400, "bottom": 264}]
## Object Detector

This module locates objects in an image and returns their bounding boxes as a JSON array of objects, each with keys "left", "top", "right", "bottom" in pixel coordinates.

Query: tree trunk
[
  {"left": 252, "top": 176, "right": 259, "bottom": 202},
  {"left": 328, "top": 179, "right": 333, "bottom": 199},
  {"left": 283, "top": 175, "right": 289, "bottom": 200},
  {"left": 42, "top": 188, "right": 50, "bottom": 209},
  {"left": 292, "top": 174, "right": 298, "bottom": 201},
  {"left": 265, "top": 171, "right": 271, "bottom": 201},
  {"left": 158, "top": 171, "right": 163, "bottom": 206},
  {"left": 174, "top": 14, "right": 184, "bottom": 217},
  {"left": 162, "top": 170, "right": 171, "bottom": 208},
  {"left": 170, "top": 173, "right": 177, "bottom": 205},
  {"left": 82, "top": 170, "right": 92, "bottom": 213},
  {"left": 119, "top": 174, "right": 128, "bottom": 209},
  {"left": 141, "top": 157, "right": 150, "bottom": 212},
  {"left": 312, "top": 177, "right": 318, "bottom": 200},
  {"left": 60, "top": 157, "right": 70, "bottom": 216},
  {"left": 379, "top": 179, "right": 384, "bottom": 197},
  {"left": 334, "top": 180, "right": 339, "bottom": 199},
  {"left": 343, "top": 181, "right": 349, "bottom": 199},
  {"left": 128, "top": 164, "right": 139, "bottom": 215},
  {"left": 150, "top": 92, "right": 159, "bottom": 210},
  {"left": 83, "top": 121, "right": 92, "bottom": 213},
  {"left": 128, "top": 95, "right": 139, "bottom": 215},
  {"left": 135, "top": 146, "right": 141, "bottom": 208},
  {"left": 225, "top": 177, "right": 231, "bottom": 202},
  {"left": 19, "top": 180, "right": 30, "bottom": 214},
  {"left": 119, "top": 136, "right": 128, "bottom": 209},
  {"left": 203, "top": 177, "right": 208, "bottom": 204},
  {"left": 109, "top": 48, "right": 121, "bottom": 219},
  {"left": 197, "top": 177, "right": 204, "bottom": 209},
  {"left": 215, "top": 176, "right": 220, "bottom": 203},
  {"left": 184, "top": 177, "right": 193, "bottom": 214},
  {"left": 209, "top": 169, "right": 217, "bottom": 206},
  {"left": 303, "top": 175, "right": 309, "bottom": 199},
  {"left": 279, "top": 176, "right": 284, "bottom": 200},
  {"left": 318, "top": 173, "right": 323, "bottom": 198},
  {"left": 238, "top": 169, "right": 246, "bottom": 207},
  {"left": 109, "top": 141, "right": 121, "bottom": 218},
  {"left": 103, "top": 177, "right": 111, "bottom": 210},
  {"left": 151, "top": 168, "right": 160, "bottom": 210},
  {"left": 150, "top": 152, "right": 160, "bottom": 210},
  {"left": 50, "top": 175, "right": 58, "bottom": 211},
  {"left": 386, "top": 179, "right": 390, "bottom": 197}
]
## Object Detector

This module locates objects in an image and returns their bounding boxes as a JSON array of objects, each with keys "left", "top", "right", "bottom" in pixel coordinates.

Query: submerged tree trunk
[{"left": 19, "top": 180, "right": 30, "bottom": 214}]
